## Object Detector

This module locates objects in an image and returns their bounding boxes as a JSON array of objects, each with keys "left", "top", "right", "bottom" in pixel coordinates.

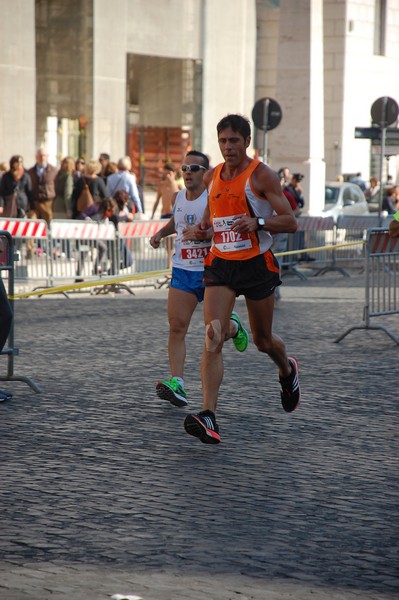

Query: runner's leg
[
  {"left": 201, "top": 285, "right": 236, "bottom": 413},
  {"left": 246, "top": 294, "right": 291, "bottom": 378},
  {"left": 167, "top": 287, "right": 198, "bottom": 378}
]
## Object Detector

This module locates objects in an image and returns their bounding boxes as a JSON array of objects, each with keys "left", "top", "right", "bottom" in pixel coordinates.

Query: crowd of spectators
[{"left": 0, "top": 149, "right": 145, "bottom": 224}]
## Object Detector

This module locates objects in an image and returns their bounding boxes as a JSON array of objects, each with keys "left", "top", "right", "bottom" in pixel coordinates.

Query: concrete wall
[
  {"left": 92, "top": 0, "right": 256, "bottom": 164},
  {"left": 201, "top": 0, "right": 257, "bottom": 164},
  {"left": 270, "top": 0, "right": 325, "bottom": 214},
  {"left": 93, "top": 0, "right": 127, "bottom": 159},
  {"left": 254, "top": 0, "right": 280, "bottom": 155},
  {"left": 2, "top": 0, "right": 399, "bottom": 186},
  {"left": 0, "top": 0, "right": 36, "bottom": 166},
  {"left": 341, "top": 0, "right": 399, "bottom": 181},
  {"left": 254, "top": 0, "right": 399, "bottom": 196}
]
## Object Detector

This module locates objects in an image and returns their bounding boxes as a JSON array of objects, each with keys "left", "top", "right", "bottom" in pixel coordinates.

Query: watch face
[{"left": 257, "top": 217, "right": 265, "bottom": 228}]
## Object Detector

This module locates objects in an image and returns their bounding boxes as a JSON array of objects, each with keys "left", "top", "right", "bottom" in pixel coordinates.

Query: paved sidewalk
[{"left": 1, "top": 273, "right": 398, "bottom": 600}]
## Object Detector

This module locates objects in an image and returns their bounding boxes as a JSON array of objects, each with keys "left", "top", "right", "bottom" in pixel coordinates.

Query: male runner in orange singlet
[{"left": 184, "top": 114, "right": 301, "bottom": 444}]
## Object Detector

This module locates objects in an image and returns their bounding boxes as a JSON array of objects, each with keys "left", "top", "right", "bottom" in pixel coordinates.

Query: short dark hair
[
  {"left": 101, "top": 196, "right": 117, "bottom": 213},
  {"left": 99, "top": 153, "right": 110, "bottom": 161},
  {"left": 185, "top": 150, "right": 209, "bottom": 170},
  {"left": 10, "top": 155, "right": 23, "bottom": 168},
  {"left": 216, "top": 114, "right": 251, "bottom": 139}
]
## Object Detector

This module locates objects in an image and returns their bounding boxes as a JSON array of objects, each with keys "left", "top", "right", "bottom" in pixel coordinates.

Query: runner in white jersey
[{"left": 149, "top": 151, "right": 249, "bottom": 408}]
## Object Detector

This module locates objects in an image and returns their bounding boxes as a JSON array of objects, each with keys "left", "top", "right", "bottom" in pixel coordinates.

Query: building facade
[{"left": 1, "top": 0, "right": 399, "bottom": 209}]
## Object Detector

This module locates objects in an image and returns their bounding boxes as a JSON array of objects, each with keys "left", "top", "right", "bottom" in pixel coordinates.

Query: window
[{"left": 374, "top": 0, "right": 387, "bottom": 56}]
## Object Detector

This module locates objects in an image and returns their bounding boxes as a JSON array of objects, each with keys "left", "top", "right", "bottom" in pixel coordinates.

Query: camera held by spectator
[{"left": 293, "top": 173, "right": 304, "bottom": 182}]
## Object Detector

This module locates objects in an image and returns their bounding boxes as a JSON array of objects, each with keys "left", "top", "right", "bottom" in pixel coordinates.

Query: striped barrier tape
[
  {"left": 296, "top": 216, "right": 335, "bottom": 231},
  {"left": 50, "top": 220, "right": 116, "bottom": 240},
  {"left": 118, "top": 220, "right": 164, "bottom": 237},
  {"left": 0, "top": 218, "right": 47, "bottom": 238},
  {"left": 369, "top": 230, "right": 399, "bottom": 254}
]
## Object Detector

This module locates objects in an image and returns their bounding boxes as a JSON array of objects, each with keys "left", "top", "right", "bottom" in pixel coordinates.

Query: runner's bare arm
[
  {"left": 149, "top": 215, "right": 176, "bottom": 248},
  {"left": 231, "top": 164, "right": 297, "bottom": 234}
]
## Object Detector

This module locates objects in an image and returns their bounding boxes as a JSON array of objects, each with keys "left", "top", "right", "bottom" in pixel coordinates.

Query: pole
[
  {"left": 262, "top": 98, "right": 270, "bottom": 163},
  {"left": 378, "top": 97, "right": 388, "bottom": 221}
]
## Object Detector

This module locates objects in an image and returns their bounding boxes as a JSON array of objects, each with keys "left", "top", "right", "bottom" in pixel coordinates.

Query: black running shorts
[{"left": 203, "top": 250, "right": 281, "bottom": 300}]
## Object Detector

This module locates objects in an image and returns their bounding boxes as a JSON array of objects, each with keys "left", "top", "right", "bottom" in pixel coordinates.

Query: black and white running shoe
[
  {"left": 184, "top": 410, "right": 221, "bottom": 444},
  {"left": 279, "top": 356, "right": 301, "bottom": 412}
]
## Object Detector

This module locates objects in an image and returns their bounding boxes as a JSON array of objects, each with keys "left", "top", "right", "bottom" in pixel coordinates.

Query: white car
[{"left": 323, "top": 182, "right": 369, "bottom": 221}]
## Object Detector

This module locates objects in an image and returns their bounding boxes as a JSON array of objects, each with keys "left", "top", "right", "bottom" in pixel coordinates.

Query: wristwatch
[{"left": 256, "top": 217, "right": 266, "bottom": 230}]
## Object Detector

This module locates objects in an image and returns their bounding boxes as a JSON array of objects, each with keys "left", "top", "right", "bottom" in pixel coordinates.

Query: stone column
[
  {"left": 0, "top": 0, "right": 36, "bottom": 164},
  {"left": 273, "top": 0, "right": 325, "bottom": 215},
  {"left": 201, "top": 0, "right": 257, "bottom": 164}
]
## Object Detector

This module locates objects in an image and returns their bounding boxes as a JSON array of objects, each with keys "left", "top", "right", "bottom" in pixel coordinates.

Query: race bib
[
  {"left": 181, "top": 240, "right": 210, "bottom": 266},
  {"left": 212, "top": 215, "right": 252, "bottom": 253}
]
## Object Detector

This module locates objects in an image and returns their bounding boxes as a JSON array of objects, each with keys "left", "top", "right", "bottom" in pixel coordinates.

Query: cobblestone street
[{"left": 1, "top": 274, "right": 398, "bottom": 600}]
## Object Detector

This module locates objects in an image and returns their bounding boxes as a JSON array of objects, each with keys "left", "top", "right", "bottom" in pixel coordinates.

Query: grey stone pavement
[{"left": 0, "top": 269, "right": 398, "bottom": 600}]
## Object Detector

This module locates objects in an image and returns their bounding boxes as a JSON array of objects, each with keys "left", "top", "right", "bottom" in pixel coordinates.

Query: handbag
[
  {"left": 3, "top": 192, "right": 18, "bottom": 218},
  {"left": 76, "top": 182, "right": 94, "bottom": 213}
]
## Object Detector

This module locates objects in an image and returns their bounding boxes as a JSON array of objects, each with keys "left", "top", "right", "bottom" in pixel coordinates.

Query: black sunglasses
[{"left": 181, "top": 164, "right": 206, "bottom": 173}]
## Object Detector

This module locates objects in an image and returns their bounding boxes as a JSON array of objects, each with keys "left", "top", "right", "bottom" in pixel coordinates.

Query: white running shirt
[{"left": 172, "top": 188, "right": 211, "bottom": 272}]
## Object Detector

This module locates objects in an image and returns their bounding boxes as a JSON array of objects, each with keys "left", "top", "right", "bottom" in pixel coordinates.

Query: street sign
[
  {"left": 252, "top": 97, "right": 282, "bottom": 131},
  {"left": 370, "top": 96, "right": 399, "bottom": 128},
  {"left": 355, "top": 126, "right": 399, "bottom": 145},
  {"left": 354, "top": 127, "right": 382, "bottom": 140}
]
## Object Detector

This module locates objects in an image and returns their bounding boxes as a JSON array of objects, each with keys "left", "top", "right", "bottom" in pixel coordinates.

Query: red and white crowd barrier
[
  {"left": 0, "top": 218, "right": 47, "bottom": 238},
  {"left": 50, "top": 219, "right": 115, "bottom": 240},
  {"left": 118, "top": 220, "right": 164, "bottom": 238}
]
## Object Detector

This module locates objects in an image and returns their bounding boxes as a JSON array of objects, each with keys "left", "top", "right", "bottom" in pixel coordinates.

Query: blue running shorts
[{"left": 171, "top": 267, "right": 205, "bottom": 302}]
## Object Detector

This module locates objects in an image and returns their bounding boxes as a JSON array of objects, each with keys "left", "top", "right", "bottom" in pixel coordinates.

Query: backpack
[{"left": 76, "top": 181, "right": 94, "bottom": 213}]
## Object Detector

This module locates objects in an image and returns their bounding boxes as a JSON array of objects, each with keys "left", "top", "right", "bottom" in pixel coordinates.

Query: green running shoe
[
  {"left": 156, "top": 377, "right": 188, "bottom": 407},
  {"left": 230, "top": 311, "right": 249, "bottom": 352}
]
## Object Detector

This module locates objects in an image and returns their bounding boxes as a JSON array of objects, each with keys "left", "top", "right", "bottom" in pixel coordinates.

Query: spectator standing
[
  {"left": 71, "top": 159, "right": 107, "bottom": 219},
  {"left": 350, "top": 172, "right": 367, "bottom": 191},
  {"left": 382, "top": 186, "right": 399, "bottom": 214},
  {"left": 79, "top": 196, "right": 118, "bottom": 275},
  {"left": 0, "top": 155, "right": 33, "bottom": 218},
  {"left": 28, "top": 148, "right": 58, "bottom": 224},
  {"left": 103, "top": 161, "right": 118, "bottom": 181},
  {"left": 113, "top": 190, "right": 135, "bottom": 222},
  {"left": 99, "top": 153, "right": 111, "bottom": 183},
  {"left": 365, "top": 176, "right": 380, "bottom": 212},
  {"left": 73, "top": 158, "right": 86, "bottom": 185},
  {"left": 278, "top": 166, "right": 291, "bottom": 187},
  {"left": 107, "top": 156, "right": 143, "bottom": 215},
  {"left": 0, "top": 162, "right": 9, "bottom": 180},
  {"left": 365, "top": 176, "right": 380, "bottom": 201},
  {"left": 284, "top": 173, "right": 305, "bottom": 214},
  {"left": 151, "top": 163, "right": 182, "bottom": 219},
  {"left": 53, "top": 156, "right": 75, "bottom": 219}
]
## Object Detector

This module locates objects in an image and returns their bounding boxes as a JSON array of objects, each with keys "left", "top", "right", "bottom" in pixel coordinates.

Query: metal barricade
[
  {"left": 332, "top": 215, "right": 381, "bottom": 273},
  {"left": 281, "top": 216, "right": 336, "bottom": 279},
  {"left": 117, "top": 220, "right": 168, "bottom": 274},
  {"left": 0, "top": 230, "right": 41, "bottom": 392},
  {"left": 335, "top": 228, "right": 399, "bottom": 344},
  {"left": 49, "top": 219, "right": 117, "bottom": 283},
  {"left": 0, "top": 217, "right": 50, "bottom": 287}
]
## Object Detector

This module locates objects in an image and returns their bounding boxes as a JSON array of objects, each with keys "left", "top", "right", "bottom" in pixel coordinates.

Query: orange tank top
[{"left": 206, "top": 159, "right": 273, "bottom": 261}]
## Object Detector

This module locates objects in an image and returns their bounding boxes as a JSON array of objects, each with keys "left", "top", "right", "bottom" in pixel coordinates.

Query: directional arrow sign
[
  {"left": 354, "top": 127, "right": 382, "bottom": 140},
  {"left": 355, "top": 126, "right": 399, "bottom": 145}
]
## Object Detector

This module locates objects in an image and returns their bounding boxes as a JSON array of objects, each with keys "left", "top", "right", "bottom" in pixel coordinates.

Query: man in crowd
[{"left": 28, "top": 148, "right": 58, "bottom": 224}]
